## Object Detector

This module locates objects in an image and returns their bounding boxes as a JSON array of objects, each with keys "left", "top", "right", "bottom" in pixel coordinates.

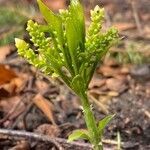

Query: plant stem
[{"left": 79, "top": 91, "right": 103, "bottom": 150}]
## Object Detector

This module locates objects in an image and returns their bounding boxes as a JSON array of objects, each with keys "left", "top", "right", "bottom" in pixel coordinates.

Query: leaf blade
[
  {"left": 37, "top": 0, "right": 63, "bottom": 47},
  {"left": 98, "top": 114, "right": 115, "bottom": 135},
  {"left": 69, "top": 0, "right": 85, "bottom": 50},
  {"left": 68, "top": 129, "right": 90, "bottom": 142}
]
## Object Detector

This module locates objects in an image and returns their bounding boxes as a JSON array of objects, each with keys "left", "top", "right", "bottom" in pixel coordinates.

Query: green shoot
[{"left": 15, "top": 0, "right": 118, "bottom": 149}]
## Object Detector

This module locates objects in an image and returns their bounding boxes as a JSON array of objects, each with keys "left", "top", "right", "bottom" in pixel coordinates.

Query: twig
[
  {"left": 103, "top": 139, "right": 124, "bottom": 146},
  {"left": 143, "top": 109, "right": 150, "bottom": 119},
  {"left": 0, "top": 95, "right": 26, "bottom": 124},
  {"left": 88, "top": 93, "right": 109, "bottom": 115},
  {"left": 22, "top": 103, "right": 34, "bottom": 130},
  {"left": 0, "top": 128, "right": 122, "bottom": 149},
  {"left": 11, "top": 102, "right": 34, "bottom": 129},
  {"left": 0, "top": 129, "right": 91, "bottom": 150}
]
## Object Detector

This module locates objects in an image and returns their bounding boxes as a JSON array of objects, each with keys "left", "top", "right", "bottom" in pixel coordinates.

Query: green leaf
[
  {"left": 37, "top": 0, "right": 74, "bottom": 74},
  {"left": 69, "top": 0, "right": 85, "bottom": 50},
  {"left": 71, "top": 75, "right": 86, "bottom": 94},
  {"left": 65, "top": 18, "right": 78, "bottom": 54},
  {"left": 68, "top": 129, "right": 90, "bottom": 142},
  {"left": 65, "top": 0, "right": 85, "bottom": 74},
  {"left": 65, "top": 18, "right": 79, "bottom": 74},
  {"left": 45, "top": 54, "right": 71, "bottom": 87},
  {"left": 98, "top": 114, "right": 115, "bottom": 135},
  {"left": 37, "top": 0, "right": 63, "bottom": 47}
]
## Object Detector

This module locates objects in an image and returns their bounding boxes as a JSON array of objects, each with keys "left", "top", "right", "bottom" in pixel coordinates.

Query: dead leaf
[
  {"left": 106, "top": 78, "right": 128, "bottom": 93},
  {"left": 103, "top": 58, "right": 119, "bottom": 67},
  {"left": 120, "top": 67, "right": 130, "bottom": 74},
  {"left": 113, "top": 22, "right": 136, "bottom": 32},
  {"left": 89, "top": 78, "right": 106, "bottom": 89},
  {"left": 98, "top": 95, "right": 111, "bottom": 105},
  {"left": 141, "top": 13, "right": 150, "bottom": 22},
  {"left": 0, "top": 64, "right": 28, "bottom": 98},
  {"left": 1, "top": 81, "right": 16, "bottom": 97},
  {"left": 33, "top": 94, "right": 56, "bottom": 125},
  {"left": 143, "top": 25, "right": 150, "bottom": 38},
  {"left": 89, "top": 88, "right": 107, "bottom": 96},
  {"left": 35, "top": 80, "right": 49, "bottom": 93},
  {"left": 12, "top": 77, "right": 26, "bottom": 93},
  {"left": 9, "top": 140, "right": 30, "bottom": 150},
  {"left": 0, "top": 96, "right": 23, "bottom": 113},
  {"left": 98, "top": 65, "right": 129, "bottom": 78},
  {"left": 0, "top": 45, "right": 13, "bottom": 62},
  {"left": 115, "top": 74, "right": 128, "bottom": 81},
  {"left": 0, "top": 88, "right": 10, "bottom": 98},
  {"left": 98, "top": 65, "right": 120, "bottom": 77},
  {"left": 107, "top": 91, "right": 119, "bottom": 97},
  {"left": 0, "top": 64, "right": 17, "bottom": 86},
  {"left": 0, "top": 75, "right": 27, "bottom": 98},
  {"left": 10, "top": 73, "right": 28, "bottom": 94}
]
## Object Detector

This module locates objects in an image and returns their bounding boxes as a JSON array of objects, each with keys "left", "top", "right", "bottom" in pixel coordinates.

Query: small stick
[
  {"left": 0, "top": 96, "right": 25, "bottom": 124},
  {"left": 103, "top": 139, "right": 124, "bottom": 146},
  {"left": 0, "top": 129, "right": 91, "bottom": 150},
  {"left": 88, "top": 93, "right": 109, "bottom": 114},
  {"left": 11, "top": 102, "right": 33, "bottom": 129},
  {"left": 0, "top": 129, "right": 64, "bottom": 150},
  {"left": 141, "top": 108, "right": 150, "bottom": 119},
  {"left": 0, "top": 128, "right": 122, "bottom": 149}
]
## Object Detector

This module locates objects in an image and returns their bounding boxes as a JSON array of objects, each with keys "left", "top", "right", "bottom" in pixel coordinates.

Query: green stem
[{"left": 79, "top": 91, "right": 103, "bottom": 150}]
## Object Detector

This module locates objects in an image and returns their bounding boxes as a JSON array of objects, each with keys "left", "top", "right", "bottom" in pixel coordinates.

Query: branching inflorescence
[{"left": 15, "top": 0, "right": 118, "bottom": 149}]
